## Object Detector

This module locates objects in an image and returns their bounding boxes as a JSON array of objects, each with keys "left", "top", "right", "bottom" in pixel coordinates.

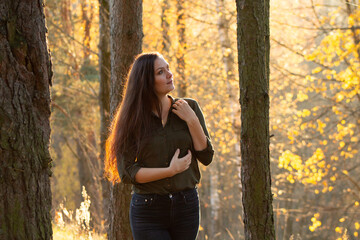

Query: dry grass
[
  {"left": 53, "top": 186, "right": 106, "bottom": 240},
  {"left": 53, "top": 224, "right": 106, "bottom": 240}
]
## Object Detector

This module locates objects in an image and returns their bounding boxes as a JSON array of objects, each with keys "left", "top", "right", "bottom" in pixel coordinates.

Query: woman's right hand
[{"left": 168, "top": 149, "right": 192, "bottom": 176}]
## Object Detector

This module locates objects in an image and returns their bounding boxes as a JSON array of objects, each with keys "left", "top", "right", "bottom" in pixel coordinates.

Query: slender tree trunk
[
  {"left": 283, "top": 184, "right": 295, "bottom": 240},
  {"left": 176, "top": 0, "right": 187, "bottom": 97},
  {"left": 209, "top": 166, "right": 220, "bottom": 238},
  {"left": 78, "top": 0, "right": 103, "bottom": 231},
  {"left": 345, "top": 0, "right": 360, "bottom": 60},
  {"left": 86, "top": 132, "right": 104, "bottom": 231},
  {"left": 215, "top": 0, "right": 236, "bottom": 98},
  {"left": 161, "top": 0, "right": 171, "bottom": 56},
  {"left": 98, "top": 0, "right": 111, "bottom": 233},
  {"left": 198, "top": 170, "right": 211, "bottom": 240},
  {"left": 236, "top": 0, "right": 275, "bottom": 239},
  {"left": 0, "top": 1, "right": 53, "bottom": 239},
  {"left": 108, "top": 0, "right": 143, "bottom": 239},
  {"left": 61, "top": 0, "right": 72, "bottom": 35},
  {"left": 216, "top": 1, "right": 243, "bottom": 238},
  {"left": 81, "top": 0, "right": 93, "bottom": 60},
  {"left": 76, "top": 131, "right": 103, "bottom": 231}
]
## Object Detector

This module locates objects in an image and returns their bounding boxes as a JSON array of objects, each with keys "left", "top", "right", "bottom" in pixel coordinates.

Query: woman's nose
[{"left": 167, "top": 70, "right": 173, "bottom": 78}]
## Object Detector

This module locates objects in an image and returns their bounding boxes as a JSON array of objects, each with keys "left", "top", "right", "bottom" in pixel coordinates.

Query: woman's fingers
[
  {"left": 172, "top": 99, "right": 197, "bottom": 123},
  {"left": 174, "top": 148, "right": 180, "bottom": 157},
  {"left": 181, "top": 150, "right": 192, "bottom": 169},
  {"left": 169, "top": 149, "right": 192, "bottom": 175},
  {"left": 173, "top": 99, "right": 187, "bottom": 109}
]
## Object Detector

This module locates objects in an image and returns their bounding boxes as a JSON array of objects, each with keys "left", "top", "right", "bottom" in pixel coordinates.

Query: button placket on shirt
[
  {"left": 164, "top": 128, "right": 169, "bottom": 166},
  {"left": 159, "top": 124, "right": 172, "bottom": 190}
]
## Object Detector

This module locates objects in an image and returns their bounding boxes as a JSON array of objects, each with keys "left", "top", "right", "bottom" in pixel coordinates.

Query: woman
[{"left": 105, "top": 52, "right": 214, "bottom": 240}]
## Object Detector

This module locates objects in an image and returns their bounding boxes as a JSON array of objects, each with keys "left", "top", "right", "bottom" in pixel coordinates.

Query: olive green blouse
[{"left": 117, "top": 95, "right": 214, "bottom": 194}]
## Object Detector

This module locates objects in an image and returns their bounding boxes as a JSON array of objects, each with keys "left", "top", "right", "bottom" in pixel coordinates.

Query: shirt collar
[
  {"left": 151, "top": 95, "right": 176, "bottom": 118},
  {"left": 167, "top": 95, "right": 176, "bottom": 110}
]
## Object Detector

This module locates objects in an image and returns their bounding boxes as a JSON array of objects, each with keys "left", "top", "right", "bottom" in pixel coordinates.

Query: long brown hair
[{"left": 105, "top": 52, "right": 164, "bottom": 183}]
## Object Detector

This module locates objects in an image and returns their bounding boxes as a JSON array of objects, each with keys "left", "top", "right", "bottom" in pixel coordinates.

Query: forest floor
[{"left": 53, "top": 224, "right": 106, "bottom": 240}]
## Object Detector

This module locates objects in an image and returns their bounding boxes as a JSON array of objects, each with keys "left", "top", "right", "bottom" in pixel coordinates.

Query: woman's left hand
[{"left": 172, "top": 99, "right": 197, "bottom": 124}]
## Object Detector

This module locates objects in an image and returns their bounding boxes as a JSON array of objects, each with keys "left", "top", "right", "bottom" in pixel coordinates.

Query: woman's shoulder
[
  {"left": 170, "top": 95, "right": 200, "bottom": 110},
  {"left": 174, "top": 96, "right": 198, "bottom": 105},
  {"left": 183, "top": 97, "right": 197, "bottom": 104}
]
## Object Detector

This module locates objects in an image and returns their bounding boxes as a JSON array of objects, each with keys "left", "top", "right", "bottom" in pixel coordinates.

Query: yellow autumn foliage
[{"left": 278, "top": 148, "right": 328, "bottom": 185}]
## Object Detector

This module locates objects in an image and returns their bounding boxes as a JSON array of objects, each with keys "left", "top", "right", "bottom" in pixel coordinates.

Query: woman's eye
[{"left": 159, "top": 70, "right": 163, "bottom": 74}]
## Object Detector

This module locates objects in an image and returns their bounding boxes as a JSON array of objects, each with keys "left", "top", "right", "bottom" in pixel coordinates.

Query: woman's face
[{"left": 153, "top": 57, "right": 174, "bottom": 97}]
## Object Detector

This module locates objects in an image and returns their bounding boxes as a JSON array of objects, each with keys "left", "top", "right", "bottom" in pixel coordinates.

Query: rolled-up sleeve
[
  {"left": 116, "top": 148, "right": 142, "bottom": 184},
  {"left": 191, "top": 100, "right": 214, "bottom": 166}
]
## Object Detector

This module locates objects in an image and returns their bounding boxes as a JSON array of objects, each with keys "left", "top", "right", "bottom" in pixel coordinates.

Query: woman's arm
[
  {"left": 135, "top": 149, "right": 192, "bottom": 183},
  {"left": 172, "top": 98, "right": 214, "bottom": 166},
  {"left": 172, "top": 99, "right": 207, "bottom": 151},
  {"left": 186, "top": 114, "right": 208, "bottom": 151}
]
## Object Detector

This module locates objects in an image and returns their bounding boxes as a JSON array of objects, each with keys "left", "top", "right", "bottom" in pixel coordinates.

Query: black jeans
[{"left": 130, "top": 188, "right": 200, "bottom": 240}]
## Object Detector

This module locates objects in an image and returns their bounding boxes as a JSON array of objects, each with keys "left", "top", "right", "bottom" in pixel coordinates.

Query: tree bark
[
  {"left": 98, "top": 0, "right": 111, "bottom": 233},
  {"left": 108, "top": 0, "right": 143, "bottom": 239},
  {"left": 0, "top": 1, "right": 53, "bottom": 239},
  {"left": 236, "top": 0, "right": 275, "bottom": 239},
  {"left": 176, "top": 0, "right": 187, "bottom": 97}
]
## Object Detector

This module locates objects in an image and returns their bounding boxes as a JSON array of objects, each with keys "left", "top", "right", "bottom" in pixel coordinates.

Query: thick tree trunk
[
  {"left": 0, "top": 1, "right": 53, "bottom": 239},
  {"left": 236, "top": 0, "right": 275, "bottom": 239},
  {"left": 98, "top": 0, "right": 111, "bottom": 233},
  {"left": 108, "top": 0, "right": 143, "bottom": 239},
  {"left": 176, "top": 0, "right": 187, "bottom": 97}
]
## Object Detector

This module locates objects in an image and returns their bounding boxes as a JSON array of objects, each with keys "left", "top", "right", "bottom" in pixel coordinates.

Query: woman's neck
[
  {"left": 159, "top": 94, "right": 170, "bottom": 109},
  {"left": 155, "top": 95, "right": 171, "bottom": 124}
]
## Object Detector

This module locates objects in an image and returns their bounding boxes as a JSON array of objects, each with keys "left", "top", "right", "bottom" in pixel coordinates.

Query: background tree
[
  {"left": 161, "top": 0, "right": 171, "bottom": 56},
  {"left": 45, "top": 0, "right": 360, "bottom": 239},
  {"left": 108, "top": 0, "right": 143, "bottom": 239},
  {"left": 272, "top": 0, "right": 360, "bottom": 238},
  {"left": 46, "top": 0, "right": 102, "bottom": 231},
  {"left": 236, "top": 0, "right": 275, "bottom": 239},
  {"left": 0, "top": 0, "right": 53, "bottom": 239},
  {"left": 175, "top": 0, "right": 187, "bottom": 97},
  {"left": 98, "top": 0, "right": 111, "bottom": 232}
]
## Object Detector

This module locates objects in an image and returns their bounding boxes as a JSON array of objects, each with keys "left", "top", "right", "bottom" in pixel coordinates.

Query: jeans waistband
[
  {"left": 133, "top": 187, "right": 197, "bottom": 198},
  {"left": 168, "top": 188, "right": 196, "bottom": 198}
]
